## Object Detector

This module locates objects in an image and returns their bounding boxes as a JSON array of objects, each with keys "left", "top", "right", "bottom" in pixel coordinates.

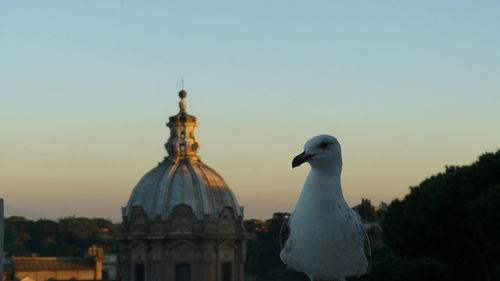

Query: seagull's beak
[{"left": 292, "top": 151, "right": 310, "bottom": 168}]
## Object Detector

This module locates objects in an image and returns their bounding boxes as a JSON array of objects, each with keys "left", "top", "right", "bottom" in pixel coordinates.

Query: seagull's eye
[{"left": 319, "top": 142, "right": 330, "bottom": 150}]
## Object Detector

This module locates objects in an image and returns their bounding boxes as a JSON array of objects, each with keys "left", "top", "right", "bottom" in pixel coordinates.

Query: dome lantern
[{"left": 164, "top": 90, "right": 200, "bottom": 161}]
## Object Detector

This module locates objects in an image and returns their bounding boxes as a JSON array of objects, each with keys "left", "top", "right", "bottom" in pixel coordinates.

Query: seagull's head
[{"left": 292, "top": 134, "right": 342, "bottom": 171}]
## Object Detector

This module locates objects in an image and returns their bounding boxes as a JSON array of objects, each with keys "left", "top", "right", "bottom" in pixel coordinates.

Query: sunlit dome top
[{"left": 122, "top": 90, "right": 243, "bottom": 221}]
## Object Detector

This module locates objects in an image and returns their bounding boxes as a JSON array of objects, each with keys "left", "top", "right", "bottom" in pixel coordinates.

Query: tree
[
  {"left": 357, "top": 198, "right": 376, "bottom": 222},
  {"left": 28, "top": 219, "right": 59, "bottom": 253},
  {"left": 2, "top": 216, "right": 118, "bottom": 257},
  {"left": 4, "top": 217, "right": 32, "bottom": 255},
  {"left": 258, "top": 213, "right": 289, "bottom": 272},
  {"left": 382, "top": 151, "right": 500, "bottom": 281},
  {"left": 376, "top": 201, "right": 388, "bottom": 220},
  {"left": 244, "top": 213, "right": 309, "bottom": 281},
  {"left": 358, "top": 250, "right": 446, "bottom": 281}
]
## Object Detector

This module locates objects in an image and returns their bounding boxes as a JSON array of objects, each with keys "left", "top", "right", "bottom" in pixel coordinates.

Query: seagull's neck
[{"left": 306, "top": 166, "right": 344, "bottom": 200}]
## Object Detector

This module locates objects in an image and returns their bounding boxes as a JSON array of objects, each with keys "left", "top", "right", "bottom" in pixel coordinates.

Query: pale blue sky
[{"left": 1, "top": 1, "right": 499, "bottom": 221}]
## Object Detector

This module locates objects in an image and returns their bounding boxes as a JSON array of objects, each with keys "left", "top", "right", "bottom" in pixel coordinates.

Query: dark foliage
[
  {"left": 382, "top": 150, "right": 500, "bottom": 280},
  {"left": 358, "top": 198, "right": 377, "bottom": 222},
  {"left": 3, "top": 216, "right": 117, "bottom": 257},
  {"left": 358, "top": 249, "right": 447, "bottom": 281},
  {"left": 244, "top": 213, "right": 309, "bottom": 281}
]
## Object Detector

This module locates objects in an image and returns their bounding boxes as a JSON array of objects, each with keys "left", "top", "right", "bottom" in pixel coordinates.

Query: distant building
[
  {"left": 118, "top": 90, "right": 246, "bottom": 281},
  {"left": 1, "top": 199, "right": 4, "bottom": 281},
  {"left": 4, "top": 246, "right": 104, "bottom": 281}
]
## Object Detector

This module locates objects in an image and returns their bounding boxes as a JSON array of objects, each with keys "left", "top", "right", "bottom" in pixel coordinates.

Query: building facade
[
  {"left": 118, "top": 90, "right": 246, "bottom": 281},
  {"left": 4, "top": 246, "right": 104, "bottom": 281}
]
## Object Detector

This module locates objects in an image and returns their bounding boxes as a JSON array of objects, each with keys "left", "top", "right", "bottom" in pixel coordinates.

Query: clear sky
[{"left": 1, "top": 1, "right": 499, "bottom": 222}]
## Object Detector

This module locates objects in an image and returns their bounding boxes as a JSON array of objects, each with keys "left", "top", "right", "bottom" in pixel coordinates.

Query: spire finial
[
  {"left": 165, "top": 88, "right": 199, "bottom": 160},
  {"left": 178, "top": 89, "right": 187, "bottom": 112},
  {"left": 181, "top": 76, "right": 184, "bottom": 90}
]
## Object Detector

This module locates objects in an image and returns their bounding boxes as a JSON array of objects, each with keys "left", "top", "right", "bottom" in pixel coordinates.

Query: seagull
[{"left": 280, "top": 135, "right": 370, "bottom": 281}]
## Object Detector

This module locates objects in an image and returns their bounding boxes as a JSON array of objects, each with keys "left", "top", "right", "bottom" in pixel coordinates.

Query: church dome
[{"left": 122, "top": 90, "right": 243, "bottom": 222}]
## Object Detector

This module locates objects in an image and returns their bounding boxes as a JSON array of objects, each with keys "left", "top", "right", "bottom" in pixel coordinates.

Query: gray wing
[
  {"left": 279, "top": 213, "right": 298, "bottom": 271},
  {"left": 354, "top": 212, "right": 372, "bottom": 276},
  {"left": 362, "top": 224, "right": 372, "bottom": 274}
]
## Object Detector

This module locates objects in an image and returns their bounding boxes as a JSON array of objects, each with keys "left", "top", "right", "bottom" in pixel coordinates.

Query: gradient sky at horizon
[{"left": 1, "top": 1, "right": 499, "bottom": 222}]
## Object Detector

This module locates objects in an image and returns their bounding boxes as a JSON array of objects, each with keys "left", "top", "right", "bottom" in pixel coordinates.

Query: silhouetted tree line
[
  {"left": 357, "top": 198, "right": 377, "bottom": 222},
  {"left": 379, "top": 150, "right": 500, "bottom": 281},
  {"left": 355, "top": 198, "right": 388, "bottom": 223},
  {"left": 4, "top": 216, "right": 117, "bottom": 257}
]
